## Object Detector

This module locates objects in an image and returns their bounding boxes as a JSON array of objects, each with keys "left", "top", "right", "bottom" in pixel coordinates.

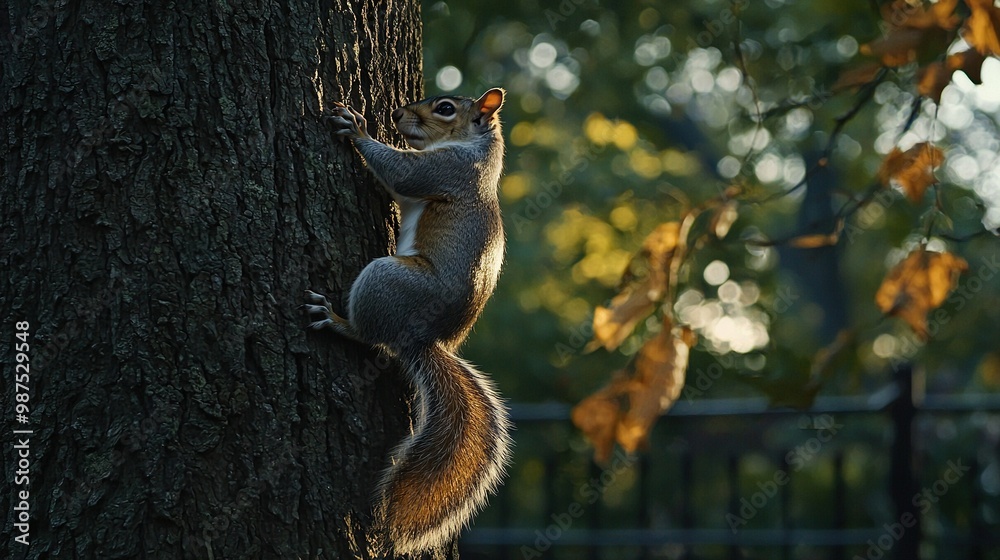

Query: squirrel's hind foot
[{"left": 302, "top": 290, "right": 361, "bottom": 342}]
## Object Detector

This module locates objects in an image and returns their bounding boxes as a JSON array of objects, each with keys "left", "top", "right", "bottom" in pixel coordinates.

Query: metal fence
[{"left": 460, "top": 367, "right": 1000, "bottom": 560}]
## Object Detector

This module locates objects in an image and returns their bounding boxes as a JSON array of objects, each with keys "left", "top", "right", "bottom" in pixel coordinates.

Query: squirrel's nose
[{"left": 391, "top": 108, "right": 405, "bottom": 123}]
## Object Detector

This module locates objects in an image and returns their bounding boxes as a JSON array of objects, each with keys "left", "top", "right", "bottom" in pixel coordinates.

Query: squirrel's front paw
[{"left": 325, "top": 103, "right": 370, "bottom": 140}]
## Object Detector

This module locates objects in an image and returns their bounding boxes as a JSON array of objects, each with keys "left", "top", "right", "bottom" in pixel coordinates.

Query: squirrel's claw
[
  {"left": 302, "top": 290, "right": 334, "bottom": 330},
  {"left": 325, "top": 115, "right": 357, "bottom": 138},
  {"left": 302, "top": 290, "right": 361, "bottom": 340},
  {"left": 304, "top": 290, "right": 330, "bottom": 305},
  {"left": 308, "top": 319, "right": 333, "bottom": 330},
  {"left": 324, "top": 105, "right": 368, "bottom": 139}
]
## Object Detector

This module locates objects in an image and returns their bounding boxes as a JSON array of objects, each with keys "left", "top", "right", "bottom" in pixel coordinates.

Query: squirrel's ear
[{"left": 475, "top": 88, "right": 505, "bottom": 122}]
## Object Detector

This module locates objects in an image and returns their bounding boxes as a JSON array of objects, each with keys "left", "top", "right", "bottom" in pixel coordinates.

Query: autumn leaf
[
  {"left": 788, "top": 219, "right": 845, "bottom": 248},
  {"left": 917, "top": 61, "right": 953, "bottom": 103},
  {"left": 573, "top": 319, "right": 696, "bottom": 463},
  {"left": 788, "top": 233, "right": 839, "bottom": 249},
  {"left": 963, "top": 0, "right": 1000, "bottom": 55},
  {"left": 875, "top": 248, "right": 968, "bottom": 339},
  {"left": 570, "top": 386, "right": 621, "bottom": 464},
  {"left": 947, "top": 48, "right": 986, "bottom": 83},
  {"left": 617, "top": 323, "right": 695, "bottom": 454},
  {"left": 587, "top": 290, "right": 658, "bottom": 353},
  {"left": 861, "top": 27, "right": 928, "bottom": 66},
  {"left": 882, "top": 0, "right": 960, "bottom": 30},
  {"left": 744, "top": 219, "right": 844, "bottom": 249},
  {"left": 641, "top": 221, "right": 682, "bottom": 300},
  {"left": 861, "top": 0, "right": 958, "bottom": 66},
  {"left": 877, "top": 143, "right": 945, "bottom": 202},
  {"left": 587, "top": 221, "right": 681, "bottom": 352},
  {"left": 832, "top": 62, "right": 883, "bottom": 92}
]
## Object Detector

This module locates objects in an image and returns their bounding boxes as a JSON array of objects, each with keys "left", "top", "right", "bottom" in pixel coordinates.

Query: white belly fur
[{"left": 395, "top": 197, "right": 426, "bottom": 256}]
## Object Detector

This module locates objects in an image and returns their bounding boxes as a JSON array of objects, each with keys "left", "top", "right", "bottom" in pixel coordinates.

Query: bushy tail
[{"left": 377, "top": 343, "right": 512, "bottom": 556}]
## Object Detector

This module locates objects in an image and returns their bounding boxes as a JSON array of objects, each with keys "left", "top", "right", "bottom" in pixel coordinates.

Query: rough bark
[{"left": 1, "top": 0, "right": 450, "bottom": 558}]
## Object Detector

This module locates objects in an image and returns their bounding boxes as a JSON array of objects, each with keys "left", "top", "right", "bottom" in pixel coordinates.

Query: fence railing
[{"left": 460, "top": 367, "right": 1000, "bottom": 560}]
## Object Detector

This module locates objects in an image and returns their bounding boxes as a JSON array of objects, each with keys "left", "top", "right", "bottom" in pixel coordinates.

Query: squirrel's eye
[{"left": 434, "top": 102, "right": 455, "bottom": 116}]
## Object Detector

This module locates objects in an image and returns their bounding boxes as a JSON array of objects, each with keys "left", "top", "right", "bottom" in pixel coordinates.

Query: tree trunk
[{"left": 1, "top": 1, "right": 450, "bottom": 558}]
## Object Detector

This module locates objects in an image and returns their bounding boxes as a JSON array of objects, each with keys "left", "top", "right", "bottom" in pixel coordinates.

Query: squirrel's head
[{"left": 392, "top": 88, "right": 505, "bottom": 150}]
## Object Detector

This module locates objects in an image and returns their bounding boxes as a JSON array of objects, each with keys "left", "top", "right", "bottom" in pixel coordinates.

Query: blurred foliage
[{"left": 421, "top": 0, "right": 1000, "bottom": 411}]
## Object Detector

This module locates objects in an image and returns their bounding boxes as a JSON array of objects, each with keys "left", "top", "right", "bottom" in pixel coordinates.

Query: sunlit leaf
[
  {"left": 573, "top": 319, "right": 696, "bottom": 463},
  {"left": 877, "top": 143, "right": 945, "bottom": 202},
  {"left": 963, "top": 0, "right": 1000, "bottom": 55},
  {"left": 641, "top": 221, "right": 682, "bottom": 299},
  {"left": 917, "top": 61, "right": 953, "bottom": 103},
  {"left": 875, "top": 248, "right": 968, "bottom": 339},
  {"left": 586, "top": 221, "right": 681, "bottom": 352},
  {"left": 587, "top": 290, "right": 657, "bottom": 353},
  {"left": 570, "top": 384, "right": 621, "bottom": 464}
]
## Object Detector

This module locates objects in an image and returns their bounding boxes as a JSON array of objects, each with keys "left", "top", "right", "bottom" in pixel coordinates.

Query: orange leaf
[
  {"left": 788, "top": 220, "right": 845, "bottom": 248},
  {"left": 963, "top": 0, "right": 1000, "bottom": 55},
  {"left": 573, "top": 319, "right": 695, "bottom": 462},
  {"left": 875, "top": 249, "right": 968, "bottom": 339},
  {"left": 947, "top": 49, "right": 986, "bottom": 83},
  {"left": 917, "top": 62, "right": 953, "bottom": 103},
  {"left": 616, "top": 323, "right": 694, "bottom": 454},
  {"left": 863, "top": 1, "right": 959, "bottom": 66},
  {"left": 587, "top": 221, "right": 681, "bottom": 352},
  {"left": 588, "top": 291, "right": 657, "bottom": 353},
  {"left": 882, "top": 0, "right": 960, "bottom": 30},
  {"left": 641, "top": 221, "right": 682, "bottom": 300},
  {"left": 832, "top": 62, "right": 883, "bottom": 92},
  {"left": 788, "top": 233, "right": 839, "bottom": 249},
  {"left": 570, "top": 385, "right": 623, "bottom": 464},
  {"left": 877, "top": 143, "right": 945, "bottom": 202},
  {"left": 861, "top": 27, "right": 927, "bottom": 66}
]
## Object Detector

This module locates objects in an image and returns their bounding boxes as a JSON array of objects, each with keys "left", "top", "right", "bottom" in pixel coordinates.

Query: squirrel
[{"left": 303, "top": 88, "right": 512, "bottom": 556}]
